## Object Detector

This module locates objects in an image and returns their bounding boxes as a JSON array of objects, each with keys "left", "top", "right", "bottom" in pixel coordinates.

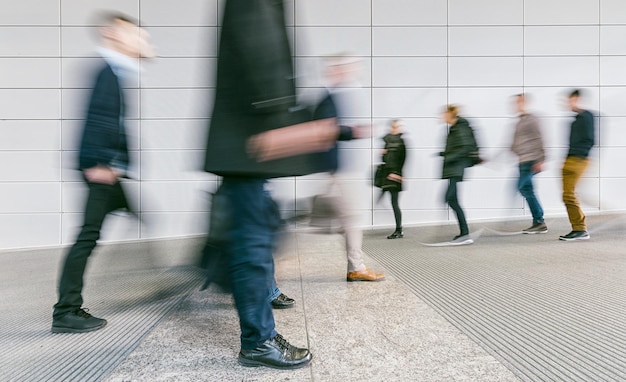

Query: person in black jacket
[
  {"left": 52, "top": 12, "right": 154, "bottom": 334},
  {"left": 203, "top": 0, "right": 338, "bottom": 370},
  {"left": 559, "top": 89, "right": 595, "bottom": 241},
  {"left": 440, "top": 105, "right": 474, "bottom": 245},
  {"left": 381, "top": 119, "right": 407, "bottom": 239}
]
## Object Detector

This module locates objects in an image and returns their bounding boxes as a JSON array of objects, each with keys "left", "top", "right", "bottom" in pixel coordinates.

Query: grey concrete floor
[{"left": 5, "top": 213, "right": 626, "bottom": 381}]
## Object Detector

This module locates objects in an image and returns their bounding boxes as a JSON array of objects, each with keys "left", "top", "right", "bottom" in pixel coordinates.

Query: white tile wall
[
  {"left": 2, "top": 0, "right": 626, "bottom": 250},
  {"left": 448, "top": 0, "right": 523, "bottom": 26}
]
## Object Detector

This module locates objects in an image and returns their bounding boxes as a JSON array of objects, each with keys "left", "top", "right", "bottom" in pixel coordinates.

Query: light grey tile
[
  {"left": 599, "top": 117, "right": 626, "bottom": 146},
  {"left": 145, "top": 27, "right": 217, "bottom": 58},
  {"left": 60, "top": 0, "right": 139, "bottom": 26},
  {"left": 372, "top": 0, "right": 447, "bottom": 26},
  {"left": 524, "top": 57, "right": 599, "bottom": 87},
  {"left": 525, "top": 26, "right": 599, "bottom": 56},
  {"left": 139, "top": 212, "right": 208, "bottom": 238},
  {"left": 0, "top": 151, "right": 61, "bottom": 181},
  {"left": 140, "top": 58, "right": 216, "bottom": 88},
  {"left": 141, "top": 0, "right": 218, "bottom": 27},
  {"left": 140, "top": 181, "right": 209, "bottom": 212},
  {"left": 600, "top": 26, "right": 626, "bottom": 55},
  {"left": 297, "top": 0, "right": 371, "bottom": 26},
  {"left": 525, "top": 0, "right": 599, "bottom": 25},
  {"left": 140, "top": 89, "right": 213, "bottom": 119},
  {"left": 0, "top": 0, "right": 60, "bottom": 25},
  {"left": 373, "top": 27, "right": 447, "bottom": 56},
  {"left": 449, "top": 27, "right": 523, "bottom": 56},
  {"left": 61, "top": 27, "right": 99, "bottom": 57},
  {"left": 295, "top": 27, "right": 371, "bottom": 57},
  {"left": 140, "top": 150, "right": 206, "bottom": 181},
  {"left": 449, "top": 0, "right": 523, "bottom": 26},
  {"left": 0, "top": 183, "right": 61, "bottom": 213},
  {"left": 448, "top": 87, "right": 523, "bottom": 118},
  {"left": 600, "top": 87, "right": 626, "bottom": 117},
  {"left": 373, "top": 57, "right": 447, "bottom": 87},
  {"left": 449, "top": 57, "right": 523, "bottom": 87},
  {"left": 140, "top": 119, "right": 209, "bottom": 150},
  {"left": 0, "top": 27, "right": 60, "bottom": 56},
  {"left": 600, "top": 56, "right": 626, "bottom": 86},
  {"left": 0, "top": 120, "right": 61, "bottom": 151},
  {"left": 600, "top": 178, "right": 626, "bottom": 210},
  {"left": 0, "top": 214, "right": 61, "bottom": 249},
  {"left": 601, "top": 0, "right": 626, "bottom": 24},
  {"left": 0, "top": 89, "right": 60, "bottom": 120},
  {"left": 373, "top": 88, "right": 447, "bottom": 118}
]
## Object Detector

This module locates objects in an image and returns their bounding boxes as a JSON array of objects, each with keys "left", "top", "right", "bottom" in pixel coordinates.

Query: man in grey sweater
[{"left": 511, "top": 94, "right": 547, "bottom": 234}]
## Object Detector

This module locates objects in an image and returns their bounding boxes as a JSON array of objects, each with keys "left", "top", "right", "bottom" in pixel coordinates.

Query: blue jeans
[
  {"left": 518, "top": 161, "right": 544, "bottom": 224},
  {"left": 221, "top": 177, "right": 279, "bottom": 349}
]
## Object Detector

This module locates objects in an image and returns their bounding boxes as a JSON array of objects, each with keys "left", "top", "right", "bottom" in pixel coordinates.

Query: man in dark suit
[
  {"left": 204, "top": 0, "right": 338, "bottom": 370},
  {"left": 52, "top": 12, "right": 154, "bottom": 333}
]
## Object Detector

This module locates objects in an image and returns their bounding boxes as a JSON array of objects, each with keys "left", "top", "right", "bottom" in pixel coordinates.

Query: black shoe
[
  {"left": 51, "top": 308, "right": 107, "bottom": 333},
  {"left": 271, "top": 293, "right": 295, "bottom": 309},
  {"left": 450, "top": 234, "right": 473, "bottom": 245},
  {"left": 387, "top": 230, "right": 404, "bottom": 239},
  {"left": 559, "top": 230, "right": 590, "bottom": 241},
  {"left": 238, "top": 333, "right": 312, "bottom": 370}
]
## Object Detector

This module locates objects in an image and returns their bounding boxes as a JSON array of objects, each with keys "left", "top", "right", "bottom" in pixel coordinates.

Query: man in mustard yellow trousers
[{"left": 559, "top": 90, "right": 595, "bottom": 241}]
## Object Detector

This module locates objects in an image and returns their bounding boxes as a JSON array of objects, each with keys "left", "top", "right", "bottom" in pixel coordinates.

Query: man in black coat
[
  {"left": 52, "top": 13, "right": 154, "bottom": 333},
  {"left": 204, "top": 0, "right": 338, "bottom": 370}
]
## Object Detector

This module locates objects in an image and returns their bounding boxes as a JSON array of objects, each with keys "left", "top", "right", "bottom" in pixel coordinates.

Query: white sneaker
[{"left": 450, "top": 234, "right": 473, "bottom": 245}]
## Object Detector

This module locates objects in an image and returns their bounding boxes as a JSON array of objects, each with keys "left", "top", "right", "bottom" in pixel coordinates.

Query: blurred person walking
[
  {"left": 559, "top": 90, "right": 595, "bottom": 241},
  {"left": 52, "top": 12, "right": 154, "bottom": 333},
  {"left": 380, "top": 119, "right": 407, "bottom": 239},
  {"left": 440, "top": 105, "right": 476, "bottom": 245},
  {"left": 312, "top": 55, "right": 385, "bottom": 282},
  {"left": 203, "top": 0, "right": 340, "bottom": 370},
  {"left": 511, "top": 94, "right": 548, "bottom": 234}
]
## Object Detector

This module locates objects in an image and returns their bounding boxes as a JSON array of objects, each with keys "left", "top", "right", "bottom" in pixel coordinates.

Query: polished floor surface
[{"left": 3, "top": 214, "right": 626, "bottom": 381}]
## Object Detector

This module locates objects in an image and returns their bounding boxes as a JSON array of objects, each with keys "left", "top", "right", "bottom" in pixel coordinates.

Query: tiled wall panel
[{"left": 1, "top": 0, "right": 625, "bottom": 249}]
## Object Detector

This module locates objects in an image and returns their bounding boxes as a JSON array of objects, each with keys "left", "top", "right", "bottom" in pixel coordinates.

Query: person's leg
[
  {"left": 53, "top": 182, "right": 114, "bottom": 319},
  {"left": 390, "top": 189, "right": 402, "bottom": 231},
  {"left": 562, "top": 157, "right": 589, "bottom": 231},
  {"left": 445, "top": 178, "right": 468, "bottom": 236},
  {"left": 223, "top": 177, "right": 276, "bottom": 350},
  {"left": 518, "top": 162, "right": 544, "bottom": 224}
]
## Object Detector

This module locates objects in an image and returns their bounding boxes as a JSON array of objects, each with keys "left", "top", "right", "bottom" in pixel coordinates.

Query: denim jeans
[
  {"left": 518, "top": 161, "right": 544, "bottom": 224},
  {"left": 221, "top": 177, "right": 279, "bottom": 349}
]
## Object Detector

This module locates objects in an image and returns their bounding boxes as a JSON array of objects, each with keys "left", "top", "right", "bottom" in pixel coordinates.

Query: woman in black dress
[{"left": 381, "top": 119, "right": 407, "bottom": 239}]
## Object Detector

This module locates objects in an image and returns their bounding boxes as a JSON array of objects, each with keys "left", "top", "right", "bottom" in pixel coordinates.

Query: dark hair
[{"left": 569, "top": 89, "right": 582, "bottom": 98}]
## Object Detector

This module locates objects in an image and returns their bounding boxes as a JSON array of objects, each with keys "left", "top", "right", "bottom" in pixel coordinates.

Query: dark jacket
[
  {"left": 382, "top": 133, "right": 406, "bottom": 191},
  {"left": 441, "top": 117, "right": 474, "bottom": 180},
  {"left": 204, "top": 0, "right": 327, "bottom": 178},
  {"left": 78, "top": 62, "right": 128, "bottom": 172},
  {"left": 568, "top": 110, "right": 595, "bottom": 158}
]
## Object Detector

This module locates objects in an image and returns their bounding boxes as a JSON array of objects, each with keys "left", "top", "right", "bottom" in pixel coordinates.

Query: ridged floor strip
[
  {"left": 0, "top": 243, "right": 203, "bottom": 382},
  {"left": 364, "top": 221, "right": 626, "bottom": 382}
]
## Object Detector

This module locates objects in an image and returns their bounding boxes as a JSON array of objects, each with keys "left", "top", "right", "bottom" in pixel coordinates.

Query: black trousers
[
  {"left": 53, "top": 180, "right": 129, "bottom": 318},
  {"left": 445, "top": 177, "right": 468, "bottom": 236},
  {"left": 388, "top": 189, "right": 402, "bottom": 231}
]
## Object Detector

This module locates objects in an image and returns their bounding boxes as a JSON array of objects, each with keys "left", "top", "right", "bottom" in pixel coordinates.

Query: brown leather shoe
[{"left": 346, "top": 268, "right": 385, "bottom": 282}]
